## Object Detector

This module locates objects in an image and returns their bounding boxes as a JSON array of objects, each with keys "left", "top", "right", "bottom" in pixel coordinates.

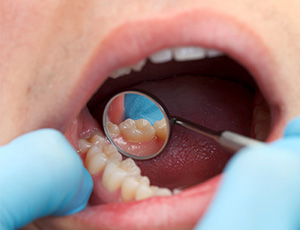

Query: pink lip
[
  {"left": 57, "top": 9, "right": 286, "bottom": 230},
  {"left": 68, "top": 9, "right": 284, "bottom": 141}
]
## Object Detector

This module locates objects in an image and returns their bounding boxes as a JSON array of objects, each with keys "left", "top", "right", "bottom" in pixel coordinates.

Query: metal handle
[
  {"left": 219, "top": 131, "right": 264, "bottom": 152},
  {"left": 172, "top": 117, "right": 264, "bottom": 153}
]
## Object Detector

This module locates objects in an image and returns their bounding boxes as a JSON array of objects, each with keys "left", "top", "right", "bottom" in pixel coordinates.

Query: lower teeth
[{"left": 78, "top": 133, "right": 174, "bottom": 203}]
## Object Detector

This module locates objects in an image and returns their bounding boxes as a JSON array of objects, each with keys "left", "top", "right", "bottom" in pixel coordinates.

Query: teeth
[
  {"left": 153, "top": 118, "right": 168, "bottom": 140},
  {"left": 119, "top": 118, "right": 156, "bottom": 142},
  {"left": 173, "top": 188, "right": 182, "bottom": 195},
  {"left": 85, "top": 145, "right": 103, "bottom": 170},
  {"left": 253, "top": 103, "right": 271, "bottom": 141},
  {"left": 121, "top": 176, "right": 140, "bottom": 202},
  {"left": 173, "top": 46, "right": 206, "bottom": 61},
  {"left": 77, "top": 139, "right": 92, "bottom": 154},
  {"left": 149, "top": 49, "right": 173, "bottom": 63},
  {"left": 135, "top": 184, "right": 155, "bottom": 201},
  {"left": 120, "top": 158, "right": 141, "bottom": 176},
  {"left": 132, "top": 59, "right": 146, "bottom": 72},
  {"left": 110, "top": 59, "right": 147, "bottom": 78},
  {"left": 206, "top": 49, "right": 223, "bottom": 58},
  {"left": 110, "top": 67, "right": 131, "bottom": 79},
  {"left": 107, "top": 121, "right": 121, "bottom": 136},
  {"left": 86, "top": 152, "right": 108, "bottom": 174},
  {"left": 152, "top": 186, "right": 172, "bottom": 196},
  {"left": 102, "top": 162, "right": 127, "bottom": 192},
  {"left": 80, "top": 133, "right": 174, "bottom": 202},
  {"left": 109, "top": 46, "right": 224, "bottom": 79}
]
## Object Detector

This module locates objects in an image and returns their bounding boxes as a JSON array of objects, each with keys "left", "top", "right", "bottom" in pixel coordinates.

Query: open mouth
[{"left": 36, "top": 12, "right": 285, "bottom": 230}]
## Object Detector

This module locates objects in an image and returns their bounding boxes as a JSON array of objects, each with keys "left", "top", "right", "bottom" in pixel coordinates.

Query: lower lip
[{"left": 55, "top": 175, "right": 221, "bottom": 230}]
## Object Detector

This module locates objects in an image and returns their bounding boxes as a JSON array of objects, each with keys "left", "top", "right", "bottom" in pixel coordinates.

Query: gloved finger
[
  {"left": 195, "top": 143, "right": 300, "bottom": 230},
  {"left": 284, "top": 116, "right": 300, "bottom": 137},
  {"left": 0, "top": 129, "right": 93, "bottom": 230},
  {"left": 195, "top": 116, "right": 300, "bottom": 230}
]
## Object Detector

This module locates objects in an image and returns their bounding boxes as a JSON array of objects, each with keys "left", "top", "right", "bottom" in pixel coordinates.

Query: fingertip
[{"left": 284, "top": 116, "right": 300, "bottom": 137}]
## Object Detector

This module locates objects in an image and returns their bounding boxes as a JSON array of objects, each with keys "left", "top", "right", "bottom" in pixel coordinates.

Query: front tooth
[
  {"left": 173, "top": 46, "right": 206, "bottom": 61},
  {"left": 102, "top": 162, "right": 128, "bottom": 192},
  {"left": 149, "top": 49, "right": 172, "bottom": 63},
  {"left": 132, "top": 59, "right": 146, "bottom": 72},
  {"left": 110, "top": 67, "right": 131, "bottom": 79},
  {"left": 206, "top": 49, "right": 223, "bottom": 58}
]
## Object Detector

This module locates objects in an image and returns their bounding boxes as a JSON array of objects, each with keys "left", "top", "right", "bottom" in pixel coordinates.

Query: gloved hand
[
  {"left": 0, "top": 129, "right": 93, "bottom": 230},
  {"left": 195, "top": 117, "right": 300, "bottom": 230}
]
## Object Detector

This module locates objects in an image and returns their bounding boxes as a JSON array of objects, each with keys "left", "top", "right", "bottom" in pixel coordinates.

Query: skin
[{"left": 1, "top": 0, "right": 300, "bottom": 229}]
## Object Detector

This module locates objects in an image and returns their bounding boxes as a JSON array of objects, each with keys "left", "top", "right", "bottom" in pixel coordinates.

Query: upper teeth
[{"left": 110, "top": 46, "right": 224, "bottom": 79}]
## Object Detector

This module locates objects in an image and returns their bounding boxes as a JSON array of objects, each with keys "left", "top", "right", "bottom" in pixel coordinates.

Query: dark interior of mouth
[{"left": 87, "top": 56, "right": 265, "bottom": 190}]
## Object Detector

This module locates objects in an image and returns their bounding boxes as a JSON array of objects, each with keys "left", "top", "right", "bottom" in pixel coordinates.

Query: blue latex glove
[
  {"left": 0, "top": 129, "right": 93, "bottom": 230},
  {"left": 124, "top": 94, "right": 164, "bottom": 125},
  {"left": 195, "top": 117, "right": 300, "bottom": 230}
]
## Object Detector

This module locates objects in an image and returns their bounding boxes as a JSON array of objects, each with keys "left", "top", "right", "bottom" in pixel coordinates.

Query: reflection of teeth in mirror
[
  {"left": 153, "top": 118, "right": 167, "bottom": 140},
  {"left": 119, "top": 118, "right": 156, "bottom": 142},
  {"left": 79, "top": 133, "right": 172, "bottom": 202},
  {"left": 107, "top": 121, "right": 121, "bottom": 136},
  {"left": 253, "top": 103, "right": 270, "bottom": 141},
  {"left": 110, "top": 46, "right": 225, "bottom": 79}
]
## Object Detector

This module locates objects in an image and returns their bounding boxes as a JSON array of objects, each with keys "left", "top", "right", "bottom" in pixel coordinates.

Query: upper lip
[{"left": 62, "top": 10, "right": 282, "bottom": 141}]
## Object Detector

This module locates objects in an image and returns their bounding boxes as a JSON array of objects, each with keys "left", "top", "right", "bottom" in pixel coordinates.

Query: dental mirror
[{"left": 103, "top": 90, "right": 264, "bottom": 160}]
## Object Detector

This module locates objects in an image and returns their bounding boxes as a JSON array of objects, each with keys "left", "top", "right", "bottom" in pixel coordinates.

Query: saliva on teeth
[{"left": 78, "top": 126, "right": 174, "bottom": 203}]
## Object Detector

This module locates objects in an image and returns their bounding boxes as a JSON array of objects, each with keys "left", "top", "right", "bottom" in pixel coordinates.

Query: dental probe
[{"left": 171, "top": 117, "right": 264, "bottom": 153}]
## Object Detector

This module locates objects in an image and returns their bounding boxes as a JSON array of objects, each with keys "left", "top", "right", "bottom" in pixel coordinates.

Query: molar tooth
[
  {"left": 173, "top": 46, "right": 206, "bottom": 61},
  {"left": 206, "top": 49, "right": 223, "bottom": 58},
  {"left": 155, "top": 188, "right": 172, "bottom": 196},
  {"left": 149, "top": 49, "right": 172, "bottom": 63},
  {"left": 255, "top": 121, "right": 269, "bottom": 141},
  {"left": 86, "top": 153, "right": 108, "bottom": 174},
  {"left": 132, "top": 59, "right": 146, "bottom": 72},
  {"left": 121, "top": 176, "right": 140, "bottom": 202},
  {"left": 173, "top": 188, "right": 182, "bottom": 195},
  {"left": 103, "top": 144, "right": 122, "bottom": 163},
  {"left": 153, "top": 118, "right": 168, "bottom": 140},
  {"left": 90, "top": 134, "right": 106, "bottom": 147},
  {"left": 77, "top": 139, "right": 92, "bottom": 154},
  {"left": 119, "top": 119, "right": 156, "bottom": 142},
  {"left": 120, "top": 158, "right": 141, "bottom": 176},
  {"left": 102, "top": 162, "right": 128, "bottom": 192},
  {"left": 107, "top": 121, "right": 121, "bottom": 136},
  {"left": 85, "top": 145, "right": 102, "bottom": 169},
  {"left": 135, "top": 184, "right": 154, "bottom": 201}
]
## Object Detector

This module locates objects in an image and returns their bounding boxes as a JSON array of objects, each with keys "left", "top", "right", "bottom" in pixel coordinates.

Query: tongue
[{"left": 129, "top": 76, "right": 254, "bottom": 189}]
